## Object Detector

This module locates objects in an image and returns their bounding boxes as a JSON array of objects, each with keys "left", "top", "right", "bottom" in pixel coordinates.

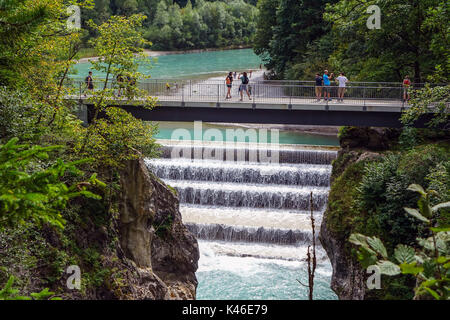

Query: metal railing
[
  {"left": 67, "top": 77, "right": 447, "bottom": 88},
  {"left": 65, "top": 78, "right": 430, "bottom": 106}
]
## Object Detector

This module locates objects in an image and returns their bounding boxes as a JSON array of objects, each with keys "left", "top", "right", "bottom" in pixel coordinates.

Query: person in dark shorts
[
  {"left": 225, "top": 72, "right": 233, "bottom": 99},
  {"left": 322, "top": 70, "right": 334, "bottom": 102},
  {"left": 84, "top": 71, "right": 94, "bottom": 96},
  {"left": 238, "top": 72, "right": 251, "bottom": 101},
  {"left": 315, "top": 73, "right": 323, "bottom": 102}
]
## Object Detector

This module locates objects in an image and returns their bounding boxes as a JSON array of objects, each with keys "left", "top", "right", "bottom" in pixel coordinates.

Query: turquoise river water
[{"left": 73, "top": 48, "right": 262, "bottom": 80}]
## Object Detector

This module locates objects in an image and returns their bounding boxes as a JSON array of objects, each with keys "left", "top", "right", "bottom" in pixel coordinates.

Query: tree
[
  {"left": 254, "top": 0, "right": 333, "bottom": 78},
  {"left": 0, "top": 0, "right": 49, "bottom": 86},
  {"left": 78, "top": 14, "right": 159, "bottom": 169},
  {"left": 253, "top": 0, "right": 279, "bottom": 64},
  {"left": 325, "top": 0, "right": 449, "bottom": 82},
  {"left": 401, "top": 84, "right": 450, "bottom": 130}
]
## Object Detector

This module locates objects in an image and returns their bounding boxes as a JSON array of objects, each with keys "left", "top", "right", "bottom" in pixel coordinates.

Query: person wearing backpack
[
  {"left": 225, "top": 72, "right": 233, "bottom": 99},
  {"left": 238, "top": 72, "right": 251, "bottom": 101}
]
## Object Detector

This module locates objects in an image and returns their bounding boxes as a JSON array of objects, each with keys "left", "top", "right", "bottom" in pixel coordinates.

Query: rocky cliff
[
  {"left": 319, "top": 127, "right": 449, "bottom": 300},
  {"left": 0, "top": 157, "right": 199, "bottom": 300},
  {"left": 318, "top": 127, "right": 397, "bottom": 300},
  {"left": 119, "top": 158, "right": 199, "bottom": 299}
]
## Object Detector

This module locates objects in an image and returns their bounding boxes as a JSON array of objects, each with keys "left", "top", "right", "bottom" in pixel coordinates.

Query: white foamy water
[
  {"left": 198, "top": 240, "right": 328, "bottom": 262},
  {"left": 147, "top": 158, "right": 331, "bottom": 173},
  {"left": 196, "top": 240, "right": 336, "bottom": 300},
  {"left": 180, "top": 205, "right": 322, "bottom": 230},
  {"left": 147, "top": 158, "right": 332, "bottom": 187},
  {"left": 163, "top": 179, "right": 329, "bottom": 195}
]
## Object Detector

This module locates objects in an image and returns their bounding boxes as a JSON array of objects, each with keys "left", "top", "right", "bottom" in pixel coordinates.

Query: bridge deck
[
  {"left": 73, "top": 94, "right": 406, "bottom": 113},
  {"left": 146, "top": 95, "right": 406, "bottom": 112},
  {"left": 66, "top": 79, "right": 445, "bottom": 127}
]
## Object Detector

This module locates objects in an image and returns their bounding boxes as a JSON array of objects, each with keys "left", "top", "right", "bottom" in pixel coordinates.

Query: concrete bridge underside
[{"left": 80, "top": 99, "right": 437, "bottom": 128}]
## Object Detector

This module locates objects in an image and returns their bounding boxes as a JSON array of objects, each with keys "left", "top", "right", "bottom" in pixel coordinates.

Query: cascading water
[{"left": 146, "top": 141, "right": 338, "bottom": 300}]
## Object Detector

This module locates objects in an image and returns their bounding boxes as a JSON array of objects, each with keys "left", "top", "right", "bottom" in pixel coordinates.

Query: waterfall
[
  {"left": 160, "top": 144, "right": 337, "bottom": 165},
  {"left": 147, "top": 140, "right": 338, "bottom": 299},
  {"left": 146, "top": 142, "right": 336, "bottom": 248}
]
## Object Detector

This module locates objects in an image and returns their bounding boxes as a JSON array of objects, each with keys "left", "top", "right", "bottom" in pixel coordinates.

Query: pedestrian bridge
[{"left": 67, "top": 79, "right": 447, "bottom": 128}]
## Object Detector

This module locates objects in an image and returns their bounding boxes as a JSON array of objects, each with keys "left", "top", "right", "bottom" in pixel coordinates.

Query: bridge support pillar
[{"left": 74, "top": 102, "right": 88, "bottom": 127}]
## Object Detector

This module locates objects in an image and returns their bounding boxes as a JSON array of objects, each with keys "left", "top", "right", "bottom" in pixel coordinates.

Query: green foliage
[
  {"left": 0, "top": 138, "right": 102, "bottom": 230},
  {"left": 0, "top": 87, "right": 43, "bottom": 141},
  {"left": 324, "top": 0, "right": 449, "bottom": 83},
  {"left": 254, "top": 0, "right": 449, "bottom": 82},
  {"left": 254, "top": 0, "right": 330, "bottom": 77},
  {"left": 401, "top": 85, "right": 450, "bottom": 130},
  {"left": 154, "top": 212, "right": 173, "bottom": 238},
  {"left": 0, "top": 0, "right": 163, "bottom": 300},
  {"left": 350, "top": 185, "right": 450, "bottom": 300},
  {"left": 82, "top": 0, "right": 258, "bottom": 51},
  {"left": 327, "top": 141, "right": 449, "bottom": 299},
  {"left": 326, "top": 158, "right": 366, "bottom": 237},
  {"left": 75, "top": 107, "right": 160, "bottom": 168},
  {"left": 0, "top": 0, "right": 49, "bottom": 86},
  {"left": 357, "top": 145, "right": 449, "bottom": 247},
  {"left": 144, "top": 0, "right": 258, "bottom": 50},
  {"left": 0, "top": 276, "right": 58, "bottom": 300}
]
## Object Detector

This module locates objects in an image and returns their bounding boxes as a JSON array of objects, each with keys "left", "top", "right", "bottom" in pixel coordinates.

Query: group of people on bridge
[
  {"left": 314, "top": 70, "right": 412, "bottom": 103},
  {"left": 314, "top": 70, "right": 349, "bottom": 103},
  {"left": 83, "top": 68, "right": 413, "bottom": 103},
  {"left": 225, "top": 71, "right": 253, "bottom": 101}
]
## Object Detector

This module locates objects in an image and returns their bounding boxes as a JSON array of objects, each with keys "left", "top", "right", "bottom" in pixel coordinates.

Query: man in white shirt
[{"left": 336, "top": 72, "right": 348, "bottom": 103}]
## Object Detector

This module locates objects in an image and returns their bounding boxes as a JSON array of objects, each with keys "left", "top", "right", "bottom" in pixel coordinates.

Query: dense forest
[
  {"left": 254, "top": 0, "right": 449, "bottom": 83},
  {"left": 82, "top": 0, "right": 259, "bottom": 50}
]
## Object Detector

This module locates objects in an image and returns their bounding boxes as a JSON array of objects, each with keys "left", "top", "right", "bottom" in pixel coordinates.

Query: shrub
[
  {"left": 357, "top": 145, "right": 449, "bottom": 248},
  {"left": 0, "top": 138, "right": 103, "bottom": 230}
]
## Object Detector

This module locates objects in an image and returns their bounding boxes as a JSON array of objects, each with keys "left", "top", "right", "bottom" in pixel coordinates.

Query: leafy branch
[{"left": 350, "top": 184, "right": 450, "bottom": 300}]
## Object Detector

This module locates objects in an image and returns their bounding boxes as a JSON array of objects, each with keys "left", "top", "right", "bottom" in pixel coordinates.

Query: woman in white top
[{"left": 336, "top": 72, "right": 348, "bottom": 103}]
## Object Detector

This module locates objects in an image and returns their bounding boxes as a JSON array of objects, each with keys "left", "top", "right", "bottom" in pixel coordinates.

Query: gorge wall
[
  {"left": 0, "top": 157, "right": 199, "bottom": 300},
  {"left": 319, "top": 127, "right": 399, "bottom": 300},
  {"left": 319, "top": 126, "right": 449, "bottom": 300},
  {"left": 119, "top": 158, "right": 199, "bottom": 299}
]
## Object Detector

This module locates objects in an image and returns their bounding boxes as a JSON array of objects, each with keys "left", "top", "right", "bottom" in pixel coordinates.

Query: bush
[
  {"left": 0, "top": 138, "right": 102, "bottom": 230},
  {"left": 357, "top": 144, "right": 449, "bottom": 249},
  {"left": 74, "top": 107, "right": 160, "bottom": 169}
]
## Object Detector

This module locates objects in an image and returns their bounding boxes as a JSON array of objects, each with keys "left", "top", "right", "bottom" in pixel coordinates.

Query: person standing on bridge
[
  {"left": 84, "top": 71, "right": 94, "bottom": 97},
  {"left": 315, "top": 73, "right": 323, "bottom": 102},
  {"left": 323, "top": 70, "right": 334, "bottom": 102},
  {"left": 225, "top": 72, "right": 233, "bottom": 99},
  {"left": 403, "top": 75, "right": 411, "bottom": 102},
  {"left": 336, "top": 72, "right": 348, "bottom": 103},
  {"left": 238, "top": 72, "right": 251, "bottom": 101}
]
